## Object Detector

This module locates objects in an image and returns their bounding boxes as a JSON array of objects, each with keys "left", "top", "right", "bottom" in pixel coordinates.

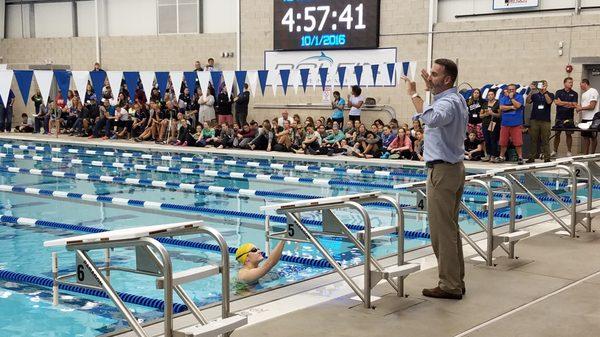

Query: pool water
[{"left": 0, "top": 139, "right": 595, "bottom": 337}]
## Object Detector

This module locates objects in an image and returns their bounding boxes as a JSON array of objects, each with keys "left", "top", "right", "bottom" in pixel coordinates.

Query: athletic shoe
[
  {"left": 493, "top": 156, "right": 505, "bottom": 163},
  {"left": 480, "top": 155, "right": 490, "bottom": 162},
  {"left": 550, "top": 151, "right": 557, "bottom": 158},
  {"left": 517, "top": 158, "right": 524, "bottom": 165},
  {"left": 526, "top": 158, "right": 535, "bottom": 164},
  {"left": 567, "top": 151, "right": 573, "bottom": 157}
]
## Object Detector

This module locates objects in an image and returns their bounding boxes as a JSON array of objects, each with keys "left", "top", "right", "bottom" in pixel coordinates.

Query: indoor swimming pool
[{"left": 0, "top": 139, "right": 596, "bottom": 337}]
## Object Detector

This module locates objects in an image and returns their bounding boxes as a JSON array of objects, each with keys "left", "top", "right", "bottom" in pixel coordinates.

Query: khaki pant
[
  {"left": 528, "top": 119, "right": 551, "bottom": 160},
  {"left": 426, "top": 162, "right": 466, "bottom": 294}
]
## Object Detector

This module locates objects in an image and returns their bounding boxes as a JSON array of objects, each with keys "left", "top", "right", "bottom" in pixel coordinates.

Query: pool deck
[{"left": 3, "top": 134, "right": 597, "bottom": 337}]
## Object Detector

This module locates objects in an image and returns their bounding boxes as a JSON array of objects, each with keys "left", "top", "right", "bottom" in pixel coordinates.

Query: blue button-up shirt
[{"left": 414, "top": 88, "right": 468, "bottom": 163}]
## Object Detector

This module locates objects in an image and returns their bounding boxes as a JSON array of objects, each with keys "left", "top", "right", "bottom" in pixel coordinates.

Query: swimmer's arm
[{"left": 238, "top": 241, "right": 285, "bottom": 283}]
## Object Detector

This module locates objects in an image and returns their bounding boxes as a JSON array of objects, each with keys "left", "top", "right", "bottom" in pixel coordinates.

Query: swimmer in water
[{"left": 235, "top": 241, "right": 285, "bottom": 284}]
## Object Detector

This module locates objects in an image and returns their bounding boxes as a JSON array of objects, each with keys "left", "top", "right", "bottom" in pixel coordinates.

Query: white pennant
[
  {"left": 0, "top": 70, "right": 14, "bottom": 107},
  {"left": 247, "top": 71, "right": 258, "bottom": 97},
  {"left": 139, "top": 71, "right": 155, "bottom": 102},
  {"left": 363, "top": 66, "right": 374, "bottom": 88},
  {"left": 222, "top": 71, "right": 235, "bottom": 95},
  {"left": 106, "top": 71, "right": 123, "bottom": 97},
  {"left": 268, "top": 70, "right": 278, "bottom": 97},
  {"left": 310, "top": 67, "right": 319, "bottom": 91},
  {"left": 409, "top": 62, "right": 418, "bottom": 81},
  {"left": 197, "top": 71, "right": 211, "bottom": 98},
  {"left": 170, "top": 71, "right": 184, "bottom": 99},
  {"left": 72, "top": 71, "right": 90, "bottom": 97},
  {"left": 291, "top": 69, "right": 300, "bottom": 94},
  {"left": 34, "top": 70, "right": 53, "bottom": 104}
]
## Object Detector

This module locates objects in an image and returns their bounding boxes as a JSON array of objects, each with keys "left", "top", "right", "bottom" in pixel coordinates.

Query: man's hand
[
  {"left": 400, "top": 76, "right": 417, "bottom": 96},
  {"left": 420, "top": 69, "right": 434, "bottom": 91},
  {"left": 508, "top": 91, "right": 515, "bottom": 99}
]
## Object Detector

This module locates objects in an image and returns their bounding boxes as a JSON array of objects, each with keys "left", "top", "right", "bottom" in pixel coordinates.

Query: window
[{"left": 158, "top": 0, "right": 199, "bottom": 34}]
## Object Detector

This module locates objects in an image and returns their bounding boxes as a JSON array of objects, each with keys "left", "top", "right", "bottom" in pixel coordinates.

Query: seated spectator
[
  {"left": 294, "top": 125, "right": 321, "bottom": 154},
  {"left": 15, "top": 113, "right": 33, "bottom": 133},
  {"left": 173, "top": 112, "right": 191, "bottom": 146},
  {"left": 216, "top": 122, "right": 235, "bottom": 149},
  {"left": 249, "top": 120, "right": 274, "bottom": 151},
  {"left": 319, "top": 121, "right": 346, "bottom": 155},
  {"left": 33, "top": 103, "right": 49, "bottom": 134},
  {"left": 410, "top": 119, "right": 422, "bottom": 139},
  {"left": 464, "top": 131, "right": 484, "bottom": 161},
  {"left": 273, "top": 120, "right": 294, "bottom": 152},
  {"left": 233, "top": 123, "right": 255, "bottom": 149},
  {"left": 278, "top": 110, "right": 293, "bottom": 126},
  {"left": 384, "top": 128, "right": 412, "bottom": 159},
  {"left": 353, "top": 124, "right": 381, "bottom": 158},
  {"left": 412, "top": 129, "right": 425, "bottom": 161},
  {"left": 131, "top": 103, "right": 148, "bottom": 138},
  {"left": 113, "top": 105, "right": 133, "bottom": 139},
  {"left": 381, "top": 125, "right": 395, "bottom": 153},
  {"left": 201, "top": 121, "right": 218, "bottom": 146},
  {"left": 292, "top": 114, "right": 301, "bottom": 126}
]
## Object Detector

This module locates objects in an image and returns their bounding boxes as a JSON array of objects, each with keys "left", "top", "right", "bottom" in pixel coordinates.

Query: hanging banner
[
  {"left": 318, "top": 68, "right": 328, "bottom": 91},
  {"left": 210, "top": 71, "right": 223, "bottom": 94},
  {"left": 14, "top": 70, "right": 33, "bottom": 105},
  {"left": 197, "top": 71, "right": 211, "bottom": 97},
  {"left": 235, "top": 71, "right": 247, "bottom": 93},
  {"left": 72, "top": 71, "right": 91, "bottom": 100},
  {"left": 493, "top": 0, "right": 539, "bottom": 10},
  {"left": 299, "top": 68, "right": 310, "bottom": 93},
  {"left": 106, "top": 71, "right": 123, "bottom": 98},
  {"left": 54, "top": 70, "right": 71, "bottom": 97},
  {"left": 354, "top": 65, "right": 363, "bottom": 87},
  {"left": 409, "top": 61, "right": 417, "bottom": 81},
  {"left": 123, "top": 72, "right": 140, "bottom": 103},
  {"left": 34, "top": 70, "right": 53, "bottom": 103},
  {"left": 170, "top": 71, "right": 184, "bottom": 99},
  {"left": 264, "top": 48, "right": 397, "bottom": 86},
  {"left": 337, "top": 67, "right": 346, "bottom": 89},
  {"left": 89, "top": 71, "right": 106, "bottom": 96},
  {"left": 371, "top": 64, "right": 380, "bottom": 87},
  {"left": 279, "top": 69, "right": 290, "bottom": 95},
  {"left": 257, "top": 70, "right": 269, "bottom": 96},
  {"left": 183, "top": 71, "right": 197, "bottom": 93},
  {"left": 0, "top": 70, "right": 14, "bottom": 106},
  {"left": 386, "top": 63, "right": 396, "bottom": 85},
  {"left": 268, "top": 70, "right": 278, "bottom": 96},
  {"left": 139, "top": 71, "right": 155, "bottom": 103},
  {"left": 291, "top": 69, "right": 300, "bottom": 94},
  {"left": 222, "top": 71, "right": 235, "bottom": 96},
  {"left": 155, "top": 72, "right": 170, "bottom": 98},
  {"left": 247, "top": 70, "right": 259, "bottom": 97}
]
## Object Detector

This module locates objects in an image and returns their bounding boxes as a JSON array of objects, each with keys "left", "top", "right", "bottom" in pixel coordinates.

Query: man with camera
[
  {"left": 553, "top": 77, "right": 578, "bottom": 157},
  {"left": 526, "top": 80, "right": 554, "bottom": 162}
]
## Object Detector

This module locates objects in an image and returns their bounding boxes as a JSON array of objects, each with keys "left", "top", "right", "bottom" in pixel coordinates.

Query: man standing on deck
[{"left": 402, "top": 59, "right": 468, "bottom": 300}]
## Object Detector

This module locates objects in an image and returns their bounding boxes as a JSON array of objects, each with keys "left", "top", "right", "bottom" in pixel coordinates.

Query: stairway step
[
  {"left": 157, "top": 265, "right": 220, "bottom": 289},
  {"left": 172, "top": 315, "right": 247, "bottom": 337}
]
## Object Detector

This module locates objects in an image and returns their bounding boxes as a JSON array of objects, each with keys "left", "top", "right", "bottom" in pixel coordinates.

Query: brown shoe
[{"left": 422, "top": 286, "right": 462, "bottom": 300}]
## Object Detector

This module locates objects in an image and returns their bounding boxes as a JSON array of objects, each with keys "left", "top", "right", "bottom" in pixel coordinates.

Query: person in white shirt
[
  {"left": 198, "top": 87, "right": 216, "bottom": 123},
  {"left": 277, "top": 109, "right": 293, "bottom": 126},
  {"left": 347, "top": 85, "right": 364, "bottom": 123},
  {"left": 576, "top": 79, "right": 599, "bottom": 154}
]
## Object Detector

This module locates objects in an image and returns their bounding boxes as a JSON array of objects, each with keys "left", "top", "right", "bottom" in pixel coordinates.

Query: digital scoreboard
[{"left": 273, "top": 0, "right": 380, "bottom": 51}]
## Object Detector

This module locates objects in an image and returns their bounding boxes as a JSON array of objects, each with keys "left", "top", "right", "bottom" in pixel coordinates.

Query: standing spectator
[
  {"left": 331, "top": 91, "right": 345, "bottom": 125},
  {"left": 526, "top": 80, "right": 554, "bottom": 162},
  {"left": 480, "top": 90, "right": 501, "bottom": 162},
  {"left": 198, "top": 87, "right": 216, "bottom": 124},
  {"left": 31, "top": 90, "right": 44, "bottom": 114},
  {"left": 466, "top": 88, "right": 484, "bottom": 140},
  {"left": 495, "top": 84, "right": 525, "bottom": 164},
  {"left": 91, "top": 62, "right": 105, "bottom": 73},
  {"left": 347, "top": 85, "right": 364, "bottom": 123},
  {"left": 193, "top": 60, "right": 203, "bottom": 72},
  {"left": 553, "top": 77, "right": 578, "bottom": 157},
  {"left": 33, "top": 102, "right": 48, "bottom": 134},
  {"left": 205, "top": 58, "right": 216, "bottom": 71},
  {"left": 576, "top": 79, "right": 599, "bottom": 155},
  {"left": 0, "top": 89, "right": 15, "bottom": 132},
  {"left": 234, "top": 83, "right": 250, "bottom": 126},
  {"left": 402, "top": 58, "right": 468, "bottom": 300},
  {"left": 215, "top": 87, "right": 233, "bottom": 125}
]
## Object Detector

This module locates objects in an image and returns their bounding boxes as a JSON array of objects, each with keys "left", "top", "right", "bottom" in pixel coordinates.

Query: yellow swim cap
[{"left": 235, "top": 243, "right": 255, "bottom": 264}]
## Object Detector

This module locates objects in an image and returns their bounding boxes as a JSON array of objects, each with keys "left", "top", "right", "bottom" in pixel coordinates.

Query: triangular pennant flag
[
  {"left": 299, "top": 68, "right": 310, "bottom": 93},
  {"left": 14, "top": 70, "right": 33, "bottom": 105},
  {"left": 222, "top": 71, "right": 235, "bottom": 95},
  {"left": 123, "top": 72, "right": 140, "bottom": 103},
  {"left": 54, "top": 70, "right": 71, "bottom": 98},
  {"left": 268, "top": 70, "right": 278, "bottom": 96},
  {"left": 139, "top": 71, "right": 156, "bottom": 103},
  {"left": 337, "top": 67, "right": 346, "bottom": 89},
  {"left": 291, "top": 69, "right": 300, "bottom": 94},
  {"left": 257, "top": 70, "right": 269, "bottom": 96},
  {"left": 89, "top": 71, "right": 106, "bottom": 96},
  {"left": 170, "top": 71, "right": 184, "bottom": 99},
  {"left": 310, "top": 67, "right": 319, "bottom": 90},
  {"left": 155, "top": 71, "right": 170, "bottom": 98},
  {"left": 106, "top": 71, "right": 123, "bottom": 98},
  {"left": 183, "top": 71, "right": 197, "bottom": 93},
  {"left": 247, "top": 71, "right": 259, "bottom": 97},
  {"left": 72, "top": 71, "right": 90, "bottom": 99},
  {"left": 371, "top": 64, "right": 380, "bottom": 87},
  {"left": 0, "top": 70, "right": 14, "bottom": 106},
  {"left": 210, "top": 71, "right": 223, "bottom": 94},
  {"left": 34, "top": 70, "right": 54, "bottom": 103},
  {"left": 235, "top": 70, "right": 247, "bottom": 93},
  {"left": 318, "top": 68, "right": 328, "bottom": 91},
  {"left": 354, "top": 65, "right": 363, "bottom": 87},
  {"left": 197, "top": 71, "right": 211, "bottom": 97},
  {"left": 409, "top": 61, "right": 417, "bottom": 81},
  {"left": 402, "top": 62, "right": 410, "bottom": 76},
  {"left": 386, "top": 63, "right": 396, "bottom": 85},
  {"left": 279, "top": 69, "right": 290, "bottom": 95}
]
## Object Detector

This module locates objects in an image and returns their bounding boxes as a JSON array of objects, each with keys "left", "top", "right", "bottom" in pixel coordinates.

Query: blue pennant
[
  {"left": 14, "top": 70, "right": 33, "bottom": 105},
  {"left": 337, "top": 67, "right": 346, "bottom": 89},
  {"left": 89, "top": 71, "right": 106, "bottom": 96},
  {"left": 123, "top": 72, "right": 140, "bottom": 103},
  {"left": 279, "top": 69, "right": 290, "bottom": 95},
  {"left": 234, "top": 71, "right": 247, "bottom": 92},
  {"left": 183, "top": 71, "right": 197, "bottom": 92},
  {"left": 402, "top": 62, "right": 410, "bottom": 77},
  {"left": 155, "top": 72, "right": 170, "bottom": 98},
  {"left": 211, "top": 71, "right": 223, "bottom": 93},
  {"left": 319, "top": 68, "right": 328, "bottom": 91},
  {"left": 54, "top": 70, "right": 72, "bottom": 97},
  {"left": 299, "top": 68, "right": 310, "bottom": 92},
  {"left": 354, "top": 65, "right": 363, "bottom": 87},
  {"left": 371, "top": 64, "right": 379, "bottom": 86},
  {"left": 387, "top": 63, "right": 395, "bottom": 84},
  {"left": 257, "top": 70, "right": 269, "bottom": 96}
]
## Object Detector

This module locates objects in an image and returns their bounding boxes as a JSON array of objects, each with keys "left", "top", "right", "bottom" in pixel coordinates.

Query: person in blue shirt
[
  {"left": 526, "top": 81, "right": 554, "bottom": 163},
  {"left": 330, "top": 91, "right": 345, "bottom": 125},
  {"left": 495, "top": 84, "right": 525, "bottom": 164}
]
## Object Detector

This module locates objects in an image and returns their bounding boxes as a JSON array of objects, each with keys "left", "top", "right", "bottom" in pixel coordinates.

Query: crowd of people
[{"left": 2, "top": 61, "right": 598, "bottom": 163}]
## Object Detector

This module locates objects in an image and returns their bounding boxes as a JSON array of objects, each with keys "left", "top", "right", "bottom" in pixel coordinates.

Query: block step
[
  {"left": 565, "top": 182, "right": 587, "bottom": 191},
  {"left": 157, "top": 265, "right": 220, "bottom": 289},
  {"left": 481, "top": 199, "right": 509, "bottom": 211},
  {"left": 356, "top": 225, "right": 397, "bottom": 240},
  {"left": 495, "top": 230, "right": 530, "bottom": 243},
  {"left": 577, "top": 208, "right": 600, "bottom": 217},
  {"left": 172, "top": 315, "right": 247, "bottom": 337},
  {"left": 378, "top": 263, "right": 420, "bottom": 279}
]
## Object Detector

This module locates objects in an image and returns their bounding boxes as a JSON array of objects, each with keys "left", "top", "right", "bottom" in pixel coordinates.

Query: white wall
[
  {"left": 0, "top": 0, "right": 5, "bottom": 39},
  {"left": 34, "top": 2, "right": 73, "bottom": 38},
  {"left": 77, "top": 1, "right": 96, "bottom": 37},
  {"left": 105, "top": 0, "right": 157, "bottom": 36},
  {"left": 6, "top": 4, "right": 30, "bottom": 39},
  {"left": 203, "top": 0, "right": 236, "bottom": 33}
]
